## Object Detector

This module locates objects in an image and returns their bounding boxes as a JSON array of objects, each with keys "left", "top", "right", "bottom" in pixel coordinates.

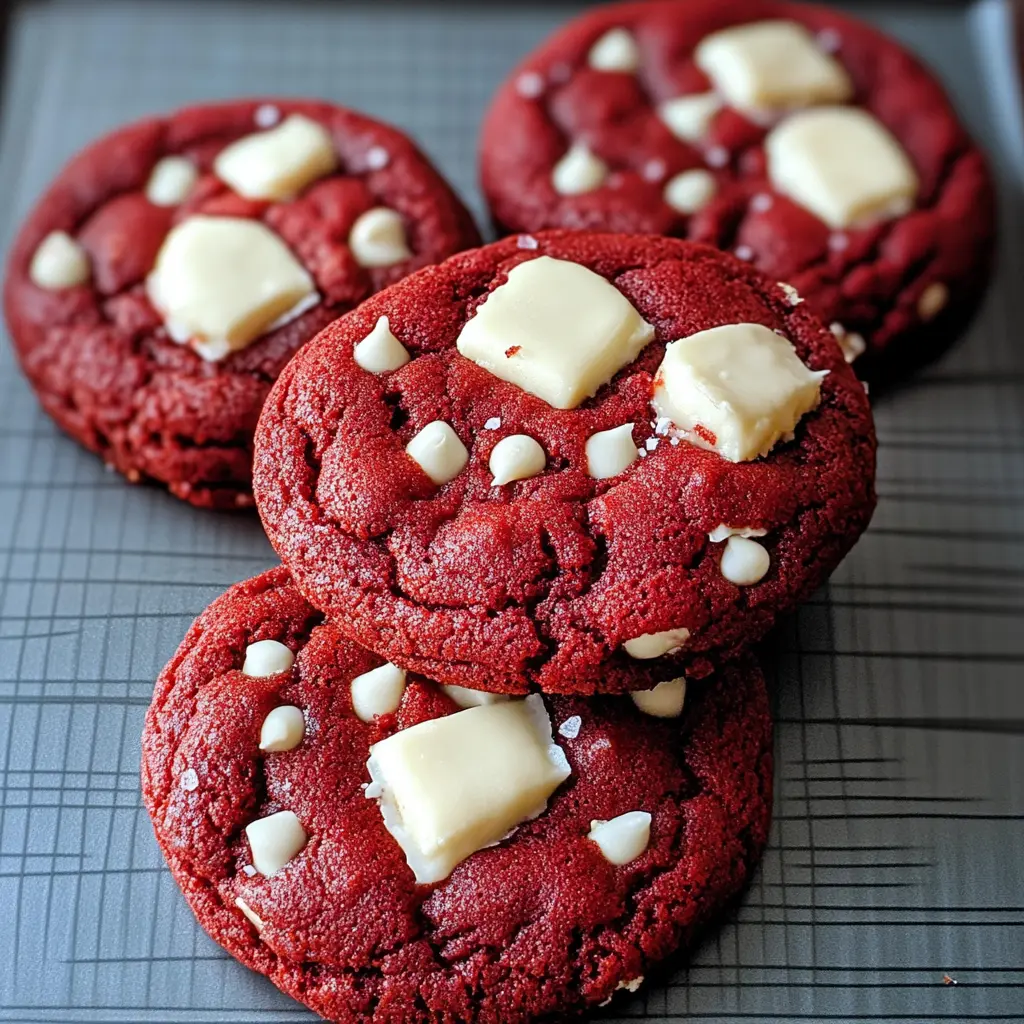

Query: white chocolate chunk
[
  {"left": 652, "top": 323, "right": 827, "bottom": 463},
  {"left": 351, "top": 663, "right": 407, "bottom": 722},
  {"left": 353, "top": 315, "right": 410, "bottom": 373},
  {"left": 235, "top": 897, "right": 264, "bottom": 930},
  {"left": 245, "top": 810, "right": 307, "bottom": 877},
  {"left": 442, "top": 684, "right": 510, "bottom": 709},
  {"left": 917, "top": 282, "right": 948, "bottom": 321},
  {"left": 457, "top": 256, "right": 654, "bottom": 410},
  {"left": 489, "top": 434, "right": 546, "bottom": 486},
  {"left": 658, "top": 93, "right": 723, "bottom": 143},
  {"left": 29, "top": 231, "right": 91, "bottom": 289},
  {"left": 619, "top": 977, "right": 644, "bottom": 993},
  {"left": 552, "top": 142, "right": 608, "bottom": 196},
  {"left": 405, "top": 421, "right": 469, "bottom": 485},
  {"left": 588, "top": 28, "right": 640, "bottom": 72},
  {"left": 695, "top": 20, "right": 852, "bottom": 116},
  {"left": 766, "top": 107, "right": 918, "bottom": 229},
  {"left": 259, "top": 706, "right": 305, "bottom": 752},
  {"left": 365, "top": 695, "right": 571, "bottom": 884},
  {"left": 586, "top": 423, "right": 638, "bottom": 479},
  {"left": 588, "top": 811, "right": 652, "bottom": 865},
  {"left": 663, "top": 169, "right": 717, "bottom": 215},
  {"left": 145, "top": 156, "right": 198, "bottom": 206},
  {"left": 146, "top": 216, "right": 315, "bottom": 360},
  {"left": 242, "top": 639, "right": 295, "bottom": 678},
  {"left": 720, "top": 536, "right": 771, "bottom": 586},
  {"left": 349, "top": 207, "right": 411, "bottom": 268},
  {"left": 630, "top": 678, "right": 686, "bottom": 718},
  {"left": 214, "top": 113, "right": 337, "bottom": 201},
  {"left": 623, "top": 627, "right": 690, "bottom": 660},
  {"left": 708, "top": 524, "right": 767, "bottom": 544}
]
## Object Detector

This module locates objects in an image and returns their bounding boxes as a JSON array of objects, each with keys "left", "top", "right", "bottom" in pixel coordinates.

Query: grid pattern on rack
[{"left": 1, "top": 1, "right": 1023, "bottom": 1021}]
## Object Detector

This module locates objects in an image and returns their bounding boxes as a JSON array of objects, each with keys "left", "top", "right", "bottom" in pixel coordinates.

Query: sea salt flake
[
  {"left": 558, "top": 715, "right": 582, "bottom": 739},
  {"left": 180, "top": 769, "right": 199, "bottom": 792}
]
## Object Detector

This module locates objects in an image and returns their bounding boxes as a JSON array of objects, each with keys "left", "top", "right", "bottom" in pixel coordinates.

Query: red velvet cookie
[
  {"left": 479, "top": 0, "right": 995, "bottom": 381},
  {"left": 254, "top": 231, "right": 876, "bottom": 694},
  {"left": 142, "top": 567, "right": 773, "bottom": 1023},
  {"left": 4, "top": 99, "right": 480, "bottom": 508}
]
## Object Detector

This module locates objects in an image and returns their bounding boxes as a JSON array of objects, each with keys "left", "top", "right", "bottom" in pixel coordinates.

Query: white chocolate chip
[
  {"left": 766, "top": 107, "right": 918, "bottom": 229},
  {"left": 516, "top": 71, "right": 546, "bottom": 99},
  {"left": 234, "top": 897, "right": 264, "bottom": 930},
  {"left": 351, "top": 663, "right": 407, "bottom": 722},
  {"left": 489, "top": 434, "right": 546, "bottom": 486},
  {"left": 457, "top": 256, "right": 654, "bottom": 410},
  {"left": 720, "top": 536, "right": 771, "bottom": 586},
  {"left": 29, "top": 230, "right": 91, "bottom": 290},
  {"left": 588, "top": 28, "right": 640, "bottom": 72},
  {"left": 663, "top": 169, "right": 717, "bottom": 215},
  {"left": 145, "top": 156, "right": 198, "bottom": 206},
  {"left": 242, "top": 639, "right": 295, "bottom": 678},
  {"left": 841, "top": 331, "right": 866, "bottom": 362},
  {"left": 442, "top": 684, "right": 510, "bottom": 709},
  {"left": 552, "top": 142, "right": 608, "bottom": 196},
  {"left": 259, "top": 706, "right": 305, "bottom": 752},
  {"left": 146, "top": 216, "right": 316, "bottom": 361},
  {"left": 365, "top": 695, "right": 571, "bottom": 884},
  {"left": 364, "top": 145, "right": 390, "bottom": 171},
  {"left": 558, "top": 715, "right": 582, "bottom": 739},
  {"left": 254, "top": 104, "right": 281, "bottom": 128},
  {"left": 214, "top": 114, "right": 337, "bottom": 201},
  {"left": 349, "top": 207, "right": 412, "bottom": 268},
  {"left": 245, "top": 810, "right": 307, "bottom": 877},
  {"left": 585, "top": 423, "right": 638, "bottom": 479},
  {"left": 180, "top": 768, "right": 199, "bottom": 792},
  {"left": 630, "top": 678, "right": 686, "bottom": 718},
  {"left": 695, "top": 20, "right": 852, "bottom": 116},
  {"left": 657, "top": 93, "right": 723, "bottom": 143},
  {"left": 588, "top": 811, "right": 652, "bottom": 865},
  {"left": 651, "top": 323, "right": 827, "bottom": 463},
  {"left": 353, "top": 315, "right": 410, "bottom": 374},
  {"left": 917, "top": 282, "right": 948, "bottom": 321},
  {"left": 623, "top": 627, "right": 690, "bottom": 659},
  {"left": 405, "top": 421, "right": 469, "bottom": 485},
  {"left": 708, "top": 524, "right": 767, "bottom": 544},
  {"left": 778, "top": 282, "right": 803, "bottom": 305}
]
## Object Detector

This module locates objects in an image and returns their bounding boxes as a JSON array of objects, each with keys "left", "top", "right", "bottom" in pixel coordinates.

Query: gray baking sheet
[{"left": 1, "top": 1, "right": 1023, "bottom": 1021}]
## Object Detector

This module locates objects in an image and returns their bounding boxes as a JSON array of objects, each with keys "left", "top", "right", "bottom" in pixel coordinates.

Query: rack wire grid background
[{"left": 1, "top": 1, "right": 1023, "bottom": 1021}]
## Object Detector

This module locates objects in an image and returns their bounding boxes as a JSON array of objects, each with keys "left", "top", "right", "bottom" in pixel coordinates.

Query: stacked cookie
[
  {"left": 3, "top": 0, "right": 996, "bottom": 1021},
  {"left": 142, "top": 229, "right": 874, "bottom": 1021}
]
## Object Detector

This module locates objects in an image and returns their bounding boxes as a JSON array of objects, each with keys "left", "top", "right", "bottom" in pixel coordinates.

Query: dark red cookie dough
[
  {"left": 4, "top": 99, "right": 480, "bottom": 508},
  {"left": 141, "top": 567, "right": 773, "bottom": 1023},
  {"left": 479, "top": 0, "right": 995, "bottom": 381},
  {"left": 253, "top": 231, "right": 876, "bottom": 695}
]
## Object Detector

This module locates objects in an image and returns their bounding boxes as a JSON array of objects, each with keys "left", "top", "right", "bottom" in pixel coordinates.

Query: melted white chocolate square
[
  {"left": 695, "top": 20, "right": 852, "bottom": 116},
  {"left": 652, "top": 323, "right": 827, "bottom": 463},
  {"left": 146, "top": 216, "right": 316, "bottom": 361},
  {"left": 456, "top": 256, "right": 654, "bottom": 410},
  {"left": 214, "top": 113, "right": 337, "bottom": 201},
  {"left": 365, "top": 695, "right": 571, "bottom": 884},
  {"left": 766, "top": 107, "right": 918, "bottom": 229}
]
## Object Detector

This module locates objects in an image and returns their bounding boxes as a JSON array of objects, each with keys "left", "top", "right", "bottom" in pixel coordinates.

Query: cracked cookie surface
[
  {"left": 254, "top": 231, "right": 876, "bottom": 694},
  {"left": 479, "top": 0, "right": 995, "bottom": 382},
  {"left": 141, "top": 567, "right": 773, "bottom": 1023},
  {"left": 4, "top": 99, "right": 479, "bottom": 508}
]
